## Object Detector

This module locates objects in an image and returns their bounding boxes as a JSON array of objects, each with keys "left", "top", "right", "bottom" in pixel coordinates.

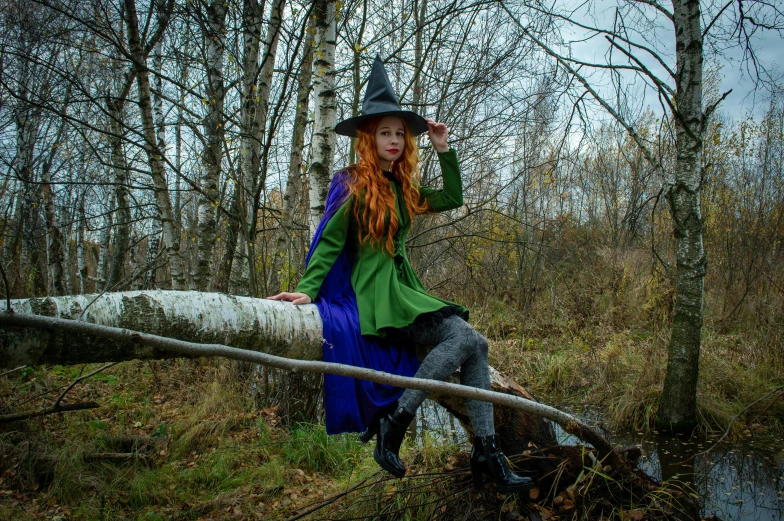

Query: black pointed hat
[{"left": 335, "top": 55, "right": 429, "bottom": 137}]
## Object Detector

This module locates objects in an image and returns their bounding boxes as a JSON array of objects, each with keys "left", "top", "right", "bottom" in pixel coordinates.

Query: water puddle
[
  {"left": 611, "top": 431, "right": 784, "bottom": 521},
  {"left": 413, "top": 401, "right": 784, "bottom": 520}
]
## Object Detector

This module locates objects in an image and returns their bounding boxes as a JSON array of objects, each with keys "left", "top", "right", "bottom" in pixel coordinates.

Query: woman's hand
[
  {"left": 267, "top": 292, "right": 312, "bottom": 305},
  {"left": 426, "top": 119, "right": 449, "bottom": 153}
]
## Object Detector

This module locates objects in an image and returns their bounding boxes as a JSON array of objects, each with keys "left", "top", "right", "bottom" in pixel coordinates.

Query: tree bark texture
[
  {"left": 347, "top": 1, "right": 367, "bottom": 166},
  {"left": 229, "top": 0, "right": 284, "bottom": 295},
  {"left": 125, "top": 0, "right": 184, "bottom": 290},
  {"left": 96, "top": 189, "right": 113, "bottom": 288},
  {"left": 308, "top": 0, "right": 337, "bottom": 236},
  {"left": 41, "top": 153, "right": 65, "bottom": 297},
  {"left": 107, "top": 99, "right": 132, "bottom": 291},
  {"left": 269, "top": 17, "right": 315, "bottom": 294},
  {"left": 194, "top": 1, "right": 228, "bottom": 291},
  {"left": 0, "top": 291, "right": 322, "bottom": 367},
  {"left": 658, "top": 0, "right": 706, "bottom": 430},
  {"left": 77, "top": 197, "right": 87, "bottom": 294}
]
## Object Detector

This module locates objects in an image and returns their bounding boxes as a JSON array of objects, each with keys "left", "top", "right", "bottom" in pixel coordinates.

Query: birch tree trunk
[
  {"left": 194, "top": 1, "right": 228, "bottom": 291},
  {"left": 77, "top": 196, "right": 87, "bottom": 294},
  {"left": 308, "top": 0, "right": 338, "bottom": 236},
  {"left": 269, "top": 18, "right": 314, "bottom": 294},
  {"left": 229, "top": 0, "right": 284, "bottom": 295},
  {"left": 106, "top": 100, "right": 132, "bottom": 291},
  {"left": 96, "top": 189, "right": 113, "bottom": 289},
  {"left": 41, "top": 147, "right": 65, "bottom": 297},
  {"left": 124, "top": 0, "right": 184, "bottom": 290},
  {"left": 657, "top": 0, "right": 706, "bottom": 430},
  {"left": 105, "top": 2, "right": 135, "bottom": 292},
  {"left": 14, "top": 88, "right": 44, "bottom": 294}
]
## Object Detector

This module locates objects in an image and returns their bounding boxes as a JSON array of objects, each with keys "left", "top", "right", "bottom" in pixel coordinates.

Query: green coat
[{"left": 296, "top": 149, "right": 468, "bottom": 337}]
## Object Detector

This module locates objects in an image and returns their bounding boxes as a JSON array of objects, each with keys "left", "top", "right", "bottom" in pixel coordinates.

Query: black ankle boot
[
  {"left": 470, "top": 434, "right": 534, "bottom": 493},
  {"left": 373, "top": 405, "right": 415, "bottom": 477}
]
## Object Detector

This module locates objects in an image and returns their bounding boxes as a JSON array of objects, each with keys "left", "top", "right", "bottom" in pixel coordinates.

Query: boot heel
[
  {"left": 470, "top": 459, "right": 485, "bottom": 491},
  {"left": 359, "top": 422, "right": 378, "bottom": 443}
]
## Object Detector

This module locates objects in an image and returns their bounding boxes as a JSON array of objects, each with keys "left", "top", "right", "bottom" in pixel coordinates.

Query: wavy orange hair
[{"left": 348, "top": 117, "right": 429, "bottom": 256}]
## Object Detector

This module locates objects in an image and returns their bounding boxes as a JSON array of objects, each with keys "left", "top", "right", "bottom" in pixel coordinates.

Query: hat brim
[{"left": 335, "top": 111, "right": 429, "bottom": 137}]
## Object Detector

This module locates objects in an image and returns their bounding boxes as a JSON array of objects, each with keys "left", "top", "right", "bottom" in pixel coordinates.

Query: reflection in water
[
  {"left": 413, "top": 399, "right": 468, "bottom": 446},
  {"left": 415, "top": 403, "right": 784, "bottom": 521},
  {"left": 654, "top": 434, "right": 700, "bottom": 520},
  {"left": 561, "top": 426, "right": 784, "bottom": 521}
]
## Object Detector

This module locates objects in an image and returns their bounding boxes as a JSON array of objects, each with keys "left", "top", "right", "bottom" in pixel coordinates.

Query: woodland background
[{"left": 0, "top": 0, "right": 783, "bottom": 519}]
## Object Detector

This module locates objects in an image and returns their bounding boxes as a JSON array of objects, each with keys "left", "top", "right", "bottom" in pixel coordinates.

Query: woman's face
[{"left": 374, "top": 116, "right": 405, "bottom": 170}]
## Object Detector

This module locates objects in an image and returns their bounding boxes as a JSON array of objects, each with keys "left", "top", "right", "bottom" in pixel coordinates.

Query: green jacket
[{"left": 296, "top": 149, "right": 468, "bottom": 337}]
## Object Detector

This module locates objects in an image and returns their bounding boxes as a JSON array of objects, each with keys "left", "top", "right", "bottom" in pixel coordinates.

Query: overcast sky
[{"left": 557, "top": 0, "right": 783, "bottom": 123}]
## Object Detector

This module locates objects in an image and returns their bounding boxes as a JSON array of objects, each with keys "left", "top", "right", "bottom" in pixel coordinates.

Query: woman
[{"left": 269, "top": 56, "right": 533, "bottom": 493}]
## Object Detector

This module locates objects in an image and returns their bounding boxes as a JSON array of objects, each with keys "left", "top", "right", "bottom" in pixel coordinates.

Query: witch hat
[{"left": 335, "top": 55, "right": 428, "bottom": 137}]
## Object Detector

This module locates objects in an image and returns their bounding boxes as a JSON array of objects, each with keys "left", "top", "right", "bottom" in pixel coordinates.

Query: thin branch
[
  {"left": 0, "top": 311, "right": 622, "bottom": 466},
  {"left": 53, "top": 362, "right": 119, "bottom": 408},
  {"left": 703, "top": 0, "right": 735, "bottom": 37},
  {"left": 0, "top": 366, "right": 26, "bottom": 378},
  {"left": 0, "top": 401, "right": 99, "bottom": 423},
  {"left": 604, "top": 35, "right": 676, "bottom": 98},
  {"left": 500, "top": 5, "right": 665, "bottom": 176},
  {"left": 631, "top": 0, "right": 674, "bottom": 21},
  {"left": 690, "top": 385, "right": 784, "bottom": 460},
  {"left": 285, "top": 476, "right": 373, "bottom": 521}
]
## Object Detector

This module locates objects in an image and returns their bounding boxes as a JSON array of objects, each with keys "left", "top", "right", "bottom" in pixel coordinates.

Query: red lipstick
[{"left": 387, "top": 149, "right": 399, "bottom": 153}]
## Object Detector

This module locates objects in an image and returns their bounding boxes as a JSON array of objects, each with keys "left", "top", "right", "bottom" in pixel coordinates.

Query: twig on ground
[
  {"left": 53, "top": 362, "right": 119, "bottom": 408},
  {"left": 0, "top": 366, "right": 26, "bottom": 378},
  {"left": 285, "top": 476, "right": 373, "bottom": 521},
  {"left": 0, "top": 401, "right": 99, "bottom": 423}
]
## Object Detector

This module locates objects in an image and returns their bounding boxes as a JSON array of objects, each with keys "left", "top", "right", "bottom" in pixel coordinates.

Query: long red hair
[{"left": 348, "top": 117, "right": 429, "bottom": 255}]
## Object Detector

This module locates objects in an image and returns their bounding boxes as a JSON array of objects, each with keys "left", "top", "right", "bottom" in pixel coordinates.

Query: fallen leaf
[{"left": 529, "top": 487, "right": 540, "bottom": 500}]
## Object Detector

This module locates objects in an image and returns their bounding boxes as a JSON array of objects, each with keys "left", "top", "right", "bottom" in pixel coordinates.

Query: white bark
[
  {"left": 308, "top": 0, "right": 338, "bottom": 236},
  {"left": 77, "top": 196, "right": 87, "bottom": 294},
  {"left": 1, "top": 290, "right": 322, "bottom": 367},
  {"left": 658, "top": 0, "right": 706, "bottom": 428},
  {"left": 96, "top": 190, "right": 113, "bottom": 288}
]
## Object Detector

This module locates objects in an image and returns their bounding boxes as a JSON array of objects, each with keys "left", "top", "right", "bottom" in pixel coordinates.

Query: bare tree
[{"left": 501, "top": 0, "right": 783, "bottom": 428}]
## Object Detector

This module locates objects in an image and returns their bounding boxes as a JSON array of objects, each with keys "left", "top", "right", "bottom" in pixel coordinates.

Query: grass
[
  {"left": 0, "top": 359, "right": 376, "bottom": 520},
  {"left": 481, "top": 249, "right": 784, "bottom": 439}
]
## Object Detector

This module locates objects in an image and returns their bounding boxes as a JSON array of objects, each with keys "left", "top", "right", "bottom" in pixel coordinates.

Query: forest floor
[{"left": 0, "top": 320, "right": 782, "bottom": 520}]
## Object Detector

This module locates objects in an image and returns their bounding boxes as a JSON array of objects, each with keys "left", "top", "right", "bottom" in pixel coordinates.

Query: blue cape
[{"left": 307, "top": 170, "right": 420, "bottom": 434}]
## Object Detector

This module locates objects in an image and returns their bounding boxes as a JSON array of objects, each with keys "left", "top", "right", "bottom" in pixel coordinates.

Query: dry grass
[{"left": 480, "top": 248, "right": 784, "bottom": 438}]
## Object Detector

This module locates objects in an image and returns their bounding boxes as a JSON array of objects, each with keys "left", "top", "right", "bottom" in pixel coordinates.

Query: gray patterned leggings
[{"left": 396, "top": 314, "right": 494, "bottom": 437}]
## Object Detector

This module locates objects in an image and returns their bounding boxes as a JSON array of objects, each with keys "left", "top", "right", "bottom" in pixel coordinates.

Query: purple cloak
[{"left": 306, "top": 170, "right": 420, "bottom": 434}]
